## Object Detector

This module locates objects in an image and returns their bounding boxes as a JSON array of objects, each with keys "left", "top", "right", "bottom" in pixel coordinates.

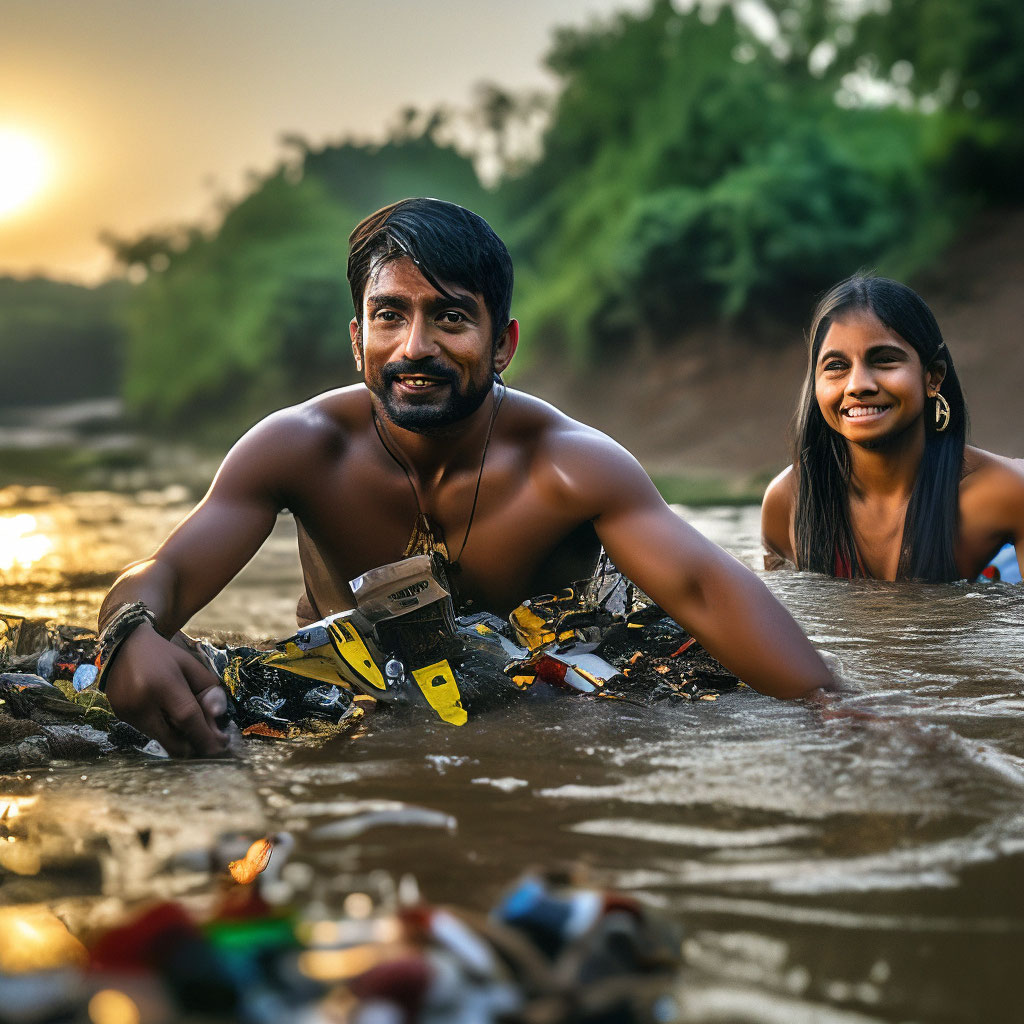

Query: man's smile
[
  {"left": 394, "top": 373, "right": 449, "bottom": 392},
  {"left": 379, "top": 355, "right": 461, "bottom": 399}
]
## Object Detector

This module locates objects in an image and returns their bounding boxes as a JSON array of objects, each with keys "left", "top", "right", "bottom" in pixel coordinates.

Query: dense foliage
[
  {"left": 507, "top": 0, "right": 1016, "bottom": 354},
  {"left": 107, "top": 134, "right": 497, "bottom": 422},
  {"left": 28, "top": 0, "right": 1024, "bottom": 422}
]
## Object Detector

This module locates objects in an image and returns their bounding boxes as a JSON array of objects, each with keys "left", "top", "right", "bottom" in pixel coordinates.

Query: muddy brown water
[{"left": 2, "top": 487, "right": 1023, "bottom": 1022}]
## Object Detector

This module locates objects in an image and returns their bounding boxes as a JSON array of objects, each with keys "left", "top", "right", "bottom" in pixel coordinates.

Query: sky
[{"left": 0, "top": 0, "right": 645, "bottom": 283}]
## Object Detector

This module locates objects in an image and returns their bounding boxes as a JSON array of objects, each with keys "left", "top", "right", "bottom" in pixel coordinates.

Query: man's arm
[
  {"left": 99, "top": 412, "right": 307, "bottom": 755},
  {"left": 549, "top": 429, "right": 833, "bottom": 699}
]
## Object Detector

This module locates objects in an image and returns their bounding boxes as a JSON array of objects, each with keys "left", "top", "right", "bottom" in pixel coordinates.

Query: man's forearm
[
  {"left": 99, "top": 558, "right": 181, "bottom": 635},
  {"left": 670, "top": 556, "right": 834, "bottom": 699}
]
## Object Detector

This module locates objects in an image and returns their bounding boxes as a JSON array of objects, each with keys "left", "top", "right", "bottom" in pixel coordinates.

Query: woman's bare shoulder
[
  {"left": 763, "top": 466, "right": 798, "bottom": 516},
  {"left": 962, "top": 446, "right": 1024, "bottom": 486},
  {"left": 761, "top": 466, "right": 798, "bottom": 568},
  {"left": 961, "top": 446, "right": 1024, "bottom": 524}
]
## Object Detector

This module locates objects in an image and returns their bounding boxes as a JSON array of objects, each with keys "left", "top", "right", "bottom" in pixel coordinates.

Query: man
[{"left": 100, "top": 198, "right": 833, "bottom": 756}]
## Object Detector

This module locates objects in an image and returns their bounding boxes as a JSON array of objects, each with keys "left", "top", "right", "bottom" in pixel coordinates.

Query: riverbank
[
  {"left": 2, "top": 209, "right": 1022, "bottom": 503},
  {"left": 521, "top": 206, "right": 1024, "bottom": 479}
]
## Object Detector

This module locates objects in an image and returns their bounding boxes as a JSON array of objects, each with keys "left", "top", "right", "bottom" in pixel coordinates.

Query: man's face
[{"left": 351, "top": 256, "right": 515, "bottom": 433}]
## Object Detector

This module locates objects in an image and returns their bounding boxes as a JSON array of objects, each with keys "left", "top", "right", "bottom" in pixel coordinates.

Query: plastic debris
[
  {"left": 203, "top": 554, "right": 740, "bottom": 732},
  {"left": 0, "top": 669, "right": 150, "bottom": 768},
  {"left": 0, "top": 856, "right": 683, "bottom": 1023},
  {"left": 228, "top": 836, "right": 275, "bottom": 885},
  {"left": 0, "top": 555, "right": 741, "bottom": 760},
  {"left": 978, "top": 542, "right": 1022, "bottom": 583}
]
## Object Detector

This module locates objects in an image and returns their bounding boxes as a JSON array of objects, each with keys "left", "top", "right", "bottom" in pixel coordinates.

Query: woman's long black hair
[{"left": 793, "top": 275, "right": 968, "bottom": 581}]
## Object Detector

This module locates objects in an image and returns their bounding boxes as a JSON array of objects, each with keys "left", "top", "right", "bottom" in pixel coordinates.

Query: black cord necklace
[{"left": 371, "top": 380, "right": 506, "bottom": 576}]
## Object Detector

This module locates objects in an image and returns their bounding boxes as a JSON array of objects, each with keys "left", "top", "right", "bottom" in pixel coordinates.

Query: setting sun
[{"left": 0, "top": 127, "right": 51, "bottom": 218}]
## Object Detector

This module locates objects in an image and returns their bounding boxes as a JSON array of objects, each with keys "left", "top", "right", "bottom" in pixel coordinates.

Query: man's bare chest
[{"left": 290, "top": 457, "right": 599, "bottom": 613}]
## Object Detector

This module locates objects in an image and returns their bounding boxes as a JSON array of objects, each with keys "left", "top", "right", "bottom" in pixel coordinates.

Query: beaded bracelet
[{"left": 96, "top": 601, "right": 157, "bottom": 692}]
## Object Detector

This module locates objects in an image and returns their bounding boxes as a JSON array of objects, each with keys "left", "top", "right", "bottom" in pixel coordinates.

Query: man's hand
[{"left": 104, "top": 623, "right": 230, "bottom": 757}]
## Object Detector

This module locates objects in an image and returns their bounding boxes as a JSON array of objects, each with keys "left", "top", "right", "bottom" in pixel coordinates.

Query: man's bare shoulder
[
  {"left": 213, "top": 385, "right": 371, "bottom": 498},
  {"left": 235, "top": 385, "right": 368, "bottom": 453},
  {"left": 505, "top": 389, "right": 623, "bottom": 448},
  {"left": 503, "top": 389, "right": 657, "bottom": 511}
]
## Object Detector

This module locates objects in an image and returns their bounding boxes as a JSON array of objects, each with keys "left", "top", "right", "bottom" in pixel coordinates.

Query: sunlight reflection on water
[
  {"left": 2, "top": 490, "right": 1024, "bottom": 1021},
  {"left": 0, "top": 512, "right": 54, "bottom": 571}
]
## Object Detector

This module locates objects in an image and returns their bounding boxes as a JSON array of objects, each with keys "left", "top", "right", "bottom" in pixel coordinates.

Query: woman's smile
[
  {"left": 841, "top": 403, "right": 892, "bottom": 421},
  {"left": 814, "top": 311, "right": 933, "bottom": 443}
]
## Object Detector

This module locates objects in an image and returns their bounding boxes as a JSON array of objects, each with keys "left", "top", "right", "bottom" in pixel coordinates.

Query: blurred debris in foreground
[{"left": 0, "top": 822, "right": 683, "bottom": 1024}]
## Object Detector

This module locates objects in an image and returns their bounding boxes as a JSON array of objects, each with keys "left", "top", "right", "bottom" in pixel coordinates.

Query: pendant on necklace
[{"left": 403, "top": 512, "right": 450, "bottom": 562}]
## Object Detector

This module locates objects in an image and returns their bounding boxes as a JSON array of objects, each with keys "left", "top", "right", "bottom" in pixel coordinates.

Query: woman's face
[{"left": 814, "top": 310, "right": 944, "bottom": 448}]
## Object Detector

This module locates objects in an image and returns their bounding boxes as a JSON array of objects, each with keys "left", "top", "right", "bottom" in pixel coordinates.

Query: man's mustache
[{"left": 380, "top": 359, "right": 460, "bottom": 388}]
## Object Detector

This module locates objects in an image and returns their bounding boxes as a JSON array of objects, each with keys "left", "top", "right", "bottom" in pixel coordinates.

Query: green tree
[
  {"left": 111, "top": 127, "right": 500, "bottom": 426},
  {"left": 501, "top": 0, "right": 992, "bottom": 359}
]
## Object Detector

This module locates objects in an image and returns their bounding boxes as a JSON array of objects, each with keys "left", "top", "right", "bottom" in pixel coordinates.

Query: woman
[{"left": 762, "top": 274, "right": 1024, "bottom": 582}]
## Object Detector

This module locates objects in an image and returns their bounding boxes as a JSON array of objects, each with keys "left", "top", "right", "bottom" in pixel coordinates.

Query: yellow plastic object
[
  {"left": 328, "top": 620, "right": 387, "bottom": 691},
  {"left": 411, "top": 660, "right": 467, "bottom": 726},
  {"left": 509, "top": 607, "right": 574, "bottom": 650},
  {"left": 220, "top": 616, "right": 387, "bottom": 698},
  {"left": 509, "top": 604, "right": 554, "bottom": 650},
  {"left": 221, "top": 650, "right": 344, "bottom": 699},
  {"left": 509, "top": 589, "right": 581, "bottom": 651},
  {"left": 263, "top": 647, "right": 352, "bottom": 686}
]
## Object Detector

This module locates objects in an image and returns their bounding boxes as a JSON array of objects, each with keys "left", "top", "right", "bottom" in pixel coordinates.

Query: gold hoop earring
[{"left": 933, "top": 391, "right": 951, "bottom": 433}]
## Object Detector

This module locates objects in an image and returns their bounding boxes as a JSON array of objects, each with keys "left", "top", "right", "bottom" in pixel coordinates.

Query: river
[{"left": 1, "top": 484, "right": 1023, "bottom": 1022}]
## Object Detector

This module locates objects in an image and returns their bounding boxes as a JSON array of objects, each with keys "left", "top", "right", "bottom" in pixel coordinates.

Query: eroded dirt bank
[{"left": 523, "top": 208, "right": 1024, "bottom": 480}]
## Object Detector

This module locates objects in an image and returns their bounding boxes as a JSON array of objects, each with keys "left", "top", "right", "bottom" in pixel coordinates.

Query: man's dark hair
[{"left": 347, "top": 198, "right": 514, "bottom": 341}]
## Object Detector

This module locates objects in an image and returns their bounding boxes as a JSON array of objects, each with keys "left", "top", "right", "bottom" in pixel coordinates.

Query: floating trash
[
  {"left": 0, "top": 556, "right": 740, "bottom": 763},
  {"left": 0, "top": 847, "right": 683, "bottom": 1023},
  {"left": 228, "top": 835, "right": 275, "bottom": 885}
]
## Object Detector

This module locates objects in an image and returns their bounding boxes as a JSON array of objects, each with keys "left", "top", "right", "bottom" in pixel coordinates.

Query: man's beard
[{"left": 369, "top": 357, "right": 494, "bottom": 433}]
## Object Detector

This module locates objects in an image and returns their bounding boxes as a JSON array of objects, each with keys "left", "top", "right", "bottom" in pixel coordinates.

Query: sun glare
[
  {"left": 0, "top": 513, "right": 54, "bottom": 571},
  {"left": 0, "top": 128, "right": 51, "bottom": 219}
]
